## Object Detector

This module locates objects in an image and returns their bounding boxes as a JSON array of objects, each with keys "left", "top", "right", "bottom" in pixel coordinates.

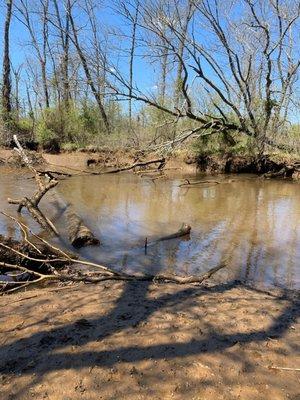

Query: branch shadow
[{"left": 0, "top": 276, "right": 298, "bottom": 380}]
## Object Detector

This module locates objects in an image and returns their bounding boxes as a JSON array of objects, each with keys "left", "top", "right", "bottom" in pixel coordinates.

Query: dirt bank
[
  {"left": 0, "top": 147, "right": 198, "bottom": 174},
  {"left": 196, "top": 154, "right": 300, "bottom": 178},
  {"left": 0, "top": 281, "right": 299, "bottom": 400},
  {"left": 1, "top": 147, "right": 299, "bottom": 179}
]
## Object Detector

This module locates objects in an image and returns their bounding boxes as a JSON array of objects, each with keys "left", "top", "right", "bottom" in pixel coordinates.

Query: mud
[{"left": 0, "top": 281, "right": 299, "bottom": 400}]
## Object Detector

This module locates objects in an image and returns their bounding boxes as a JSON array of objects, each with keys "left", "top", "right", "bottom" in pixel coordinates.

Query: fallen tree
[
  {"left": 7, "top": 136, "right": 59, "bottom": 235},
  {"left": 64, "top": 204, "right": 100, "bottom": 248},
  {"left": 1, "top": 136, "right": 227, "bottom": 293},
  {"left": 179, "top": 179, "right": 220, "bottom": 188},
  {"left": 0, "top": 215, "right": 226, "bottom": 294},
  {"left": 8, "top": 135, "right": 100, "bottom": 248}
]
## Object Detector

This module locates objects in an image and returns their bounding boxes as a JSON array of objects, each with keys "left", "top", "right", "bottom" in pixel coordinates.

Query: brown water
[{"left": 0, "top": 167, "right": 299, "bottom": 289}]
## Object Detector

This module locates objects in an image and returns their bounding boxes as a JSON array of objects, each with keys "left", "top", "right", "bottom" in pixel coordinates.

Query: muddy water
[{"left": 0, "top": 167, "right": 299, "bottom": 289}]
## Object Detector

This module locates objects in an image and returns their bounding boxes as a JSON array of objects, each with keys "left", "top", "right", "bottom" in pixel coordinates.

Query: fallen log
[
  {"left": 144, "top": 223, "right": 191, "bottom": 254},
  {"left": 8, "top": 136, "right": 99, "bottom": 247},
  {"left": 262, "top": 161, "right": 300, "bottom": 179},
  {"left": 262, "top": 165, "right": 295, "bottom": 179},
  {"left": 45, "top": 158, "right": 167, "bottom": 177},
  {"left": 156, "top": 223, "right": 191, "bottom": 241},
  {"left": 64, "top": 205, "right": 100, "bottom": 248},
  {"left": 7, "top": 135, "right": 59, "bottom": 235},
  {"left": 179, "top": 179, "right": 220, "bottom": 187},
  {"left": 104, "top": 158, "right": 166, "bottom": 174}
]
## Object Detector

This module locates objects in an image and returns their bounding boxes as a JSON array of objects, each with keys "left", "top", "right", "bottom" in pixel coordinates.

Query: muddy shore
[
  {"left": 1, "top": 147, "right": 299, "bottom": 178},
  {"left": 0, "top": 281, "right": 299, "bottom": 400}
]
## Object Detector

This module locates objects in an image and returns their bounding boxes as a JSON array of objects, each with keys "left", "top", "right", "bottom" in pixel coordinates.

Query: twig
[
  {"left": 1, "top": 212, "right": 71, "bottom": 259},
  {"left": 268, "top": 366, "right": 300, "bottom": 372}
]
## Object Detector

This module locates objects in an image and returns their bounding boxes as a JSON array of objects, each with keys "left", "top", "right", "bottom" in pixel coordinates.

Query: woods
[{"left": 0, "top": 0, "right": 299, "bottom": 156}]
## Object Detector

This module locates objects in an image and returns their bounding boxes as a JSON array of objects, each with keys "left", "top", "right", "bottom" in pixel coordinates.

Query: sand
[{"left": 0, "top": 280, "right": 299, "bottom": 400}]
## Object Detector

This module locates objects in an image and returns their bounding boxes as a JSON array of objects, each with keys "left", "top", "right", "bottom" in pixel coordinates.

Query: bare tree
[
  {"left": 11, "top": 63, "right": 22, "bottom": 121},
  {"left": 173, "top": 0, "right": 194, "bottom": 109},
  {"left": 53, "top": 0, "right": 71, "bottom": 108},
  {"left": 107, "top": 0, "right": 300, "bottom": 153},
  {"left": 67, "top": 0, "right": 111, "bottom": 133},
  {"left": 15, "top": 0, "right": 50, "bottom": 108},
  {"left": 128, "top": 1, "right": 140, "bottom": 124},
  {"left": 2, "top": 0, "right": 13, "bottom": 122}
]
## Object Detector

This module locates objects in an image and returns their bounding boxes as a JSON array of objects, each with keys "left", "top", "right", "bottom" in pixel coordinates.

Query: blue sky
[{"left": 0, "top": 1, "right": 160, "bottom": 104}]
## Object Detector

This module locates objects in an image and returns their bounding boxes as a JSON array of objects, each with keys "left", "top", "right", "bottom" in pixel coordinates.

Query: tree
[
  {"left": 2, "top": 0, "right": 13, "bottom": 122},
  {"left": 108, "top": 0, "right": 300, "bottom": 153},
  {"left": 173, "top": 0, "right": 194, "bottom": 109},
  {"left": 15, "top": 0, "right": 50, "bottom": 108},
  {"left": 67, "top": 0, "right": 111, "bottom": 134},
  {"left": 52, "top": 0, "right": 71, "bottom": 108}
]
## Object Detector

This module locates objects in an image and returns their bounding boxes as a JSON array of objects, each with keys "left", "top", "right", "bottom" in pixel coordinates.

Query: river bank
[{"left": 0, "top": 147, "right": 299, "bottom": 179}]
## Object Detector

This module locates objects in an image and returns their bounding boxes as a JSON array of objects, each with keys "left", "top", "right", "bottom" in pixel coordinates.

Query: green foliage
[
  {"left": 192, "top": 130, "right": 259, "bottom": 157},
  {"left": 60, "top": 142, "right": 81, "bottom": 152},
  {"left": 35, "top": 113, "right": 58, "bottom": 145},
  {"left": 16, "top": 117, "right": 33, "bottom": 133}
]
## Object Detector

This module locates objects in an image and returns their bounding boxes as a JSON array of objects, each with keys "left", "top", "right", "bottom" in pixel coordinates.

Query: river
[{"left": 0, "top": 167, "right": 299, "bottom": 289}]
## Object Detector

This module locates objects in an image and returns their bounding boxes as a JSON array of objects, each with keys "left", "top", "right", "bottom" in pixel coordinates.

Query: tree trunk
[
  {"left": 2, "top": 0, "right": 13, "bottom": 122},
  {"left": 174, "top": 3, "right": 193, "bottom": 109},
  {"left": 128, "top": 1, "right": 139, "bottom": 125},
  {"left": 68, "top": 1, "right": 111, "bottom": 134}
]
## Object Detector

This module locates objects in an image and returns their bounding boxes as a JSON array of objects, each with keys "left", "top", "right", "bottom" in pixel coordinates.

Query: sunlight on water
[{"left": 0, "top": 167, "right": 299, "bottom": 289}]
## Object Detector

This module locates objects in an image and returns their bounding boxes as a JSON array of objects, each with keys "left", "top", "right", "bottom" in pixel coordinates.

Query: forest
[{"left": 1, "top": 0, "right": 300, "bottom": 157}]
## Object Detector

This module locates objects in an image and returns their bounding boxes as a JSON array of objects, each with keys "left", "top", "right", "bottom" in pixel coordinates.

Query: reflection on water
[{"left": 0, "top": 167, "right": 299, "bottom": 289}]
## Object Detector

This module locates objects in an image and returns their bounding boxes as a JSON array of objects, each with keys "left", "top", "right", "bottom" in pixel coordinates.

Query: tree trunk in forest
[
  {"left": 2, "top": 0, "right": 13, "bottom": 122},
  {"left": 128, "top": 1, "right": 139, "bottom": 125},
  {"left": 68, "top": 0, "right": 111, "bottom": 134},
  {"left": 174, "top": 3, "right": 194, "bottom": 109}
]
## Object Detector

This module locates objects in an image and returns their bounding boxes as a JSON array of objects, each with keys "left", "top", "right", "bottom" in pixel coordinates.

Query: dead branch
[
  {"left": 179, "top": 179, "right": 221, "bottom": 187},
  {"left": 267, "top": 366, "right": 300, "bottom": 372},
  {"left": 156, "top": 223, "right": 191, "bottom": 241},
  {"left": 7, "top": 136, "right": 99, "bottom": 247},
  {"left": 0, "top": 218, "right": 226, "bottom": 293},
  {"left": 104, "top": 158, "right": 166, "bottom": 174},
  {"left": 8, "top": 135, "right": 59, "bottom": 235},
  {"left": 0, "top": 215, "right": 113, "bottom": 275},
  {"left": 1, "top": 254, "right": 226, "bottom": 294},
  {"left": 262, "top": 164, "right": 298, "bottom": 179}
]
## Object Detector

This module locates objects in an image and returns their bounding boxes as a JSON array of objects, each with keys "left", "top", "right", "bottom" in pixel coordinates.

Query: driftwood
[
  {"left": 262, "top": 164, "right": 299, "bottom": 179},
  {"left": 64, "top": 204, "right": 100, "bottom": 248},
  {"left": 179, "top": 179, "right": 220, "bottom": 187},
  {"left": 7, "top": 135, "right": 59, "bottom": 235},
  {"left": 156, "top": 223, "right": 191, "bottom": 241},
  {"left": 144, "top": 223, "right": 191, "bottom": 254},
  {"left": 45, "top": 158, "right": 166, "bottom": 177},
  {"left": 103, "top": 158, "right": 166, "bottom": 174}
]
